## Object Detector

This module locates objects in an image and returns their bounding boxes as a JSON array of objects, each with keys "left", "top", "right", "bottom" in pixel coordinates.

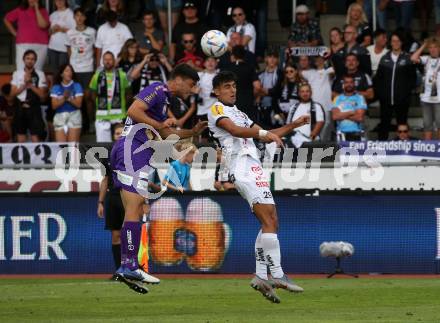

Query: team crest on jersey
[{"left": 211, "top": 104, "right": 224, "bottom": 116}]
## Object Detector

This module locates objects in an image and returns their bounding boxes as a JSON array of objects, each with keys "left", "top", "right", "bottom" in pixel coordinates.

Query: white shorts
[
  {"left": 53, "top": 110, "right": 82, "bottom": 131},
  {"left": 230, "top": 155, "right": 275, "bottom": 209}
]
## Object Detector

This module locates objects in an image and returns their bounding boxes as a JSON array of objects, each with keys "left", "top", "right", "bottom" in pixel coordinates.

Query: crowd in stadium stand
[{"left": 2, "top": 0, "right": 440, "bottom": 145}]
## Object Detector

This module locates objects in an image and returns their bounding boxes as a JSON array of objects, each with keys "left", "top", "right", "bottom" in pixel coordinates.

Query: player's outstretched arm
[
  {"left": 219, "top": 118, "right": 284, "bottom": 147},
  {"left": 269, "top": 115, "right": 311, "bottom": 138},
  {"left": 159, "top": 120, "right": 208, "bottom": 139}
]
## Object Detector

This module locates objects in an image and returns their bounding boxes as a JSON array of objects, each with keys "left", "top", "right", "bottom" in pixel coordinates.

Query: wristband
[
  {"left": 258, "top": 129, "right": 268, "bottom": 138},
  {"left": 98, "top": 201, "right": 104, "bottom": 204}
]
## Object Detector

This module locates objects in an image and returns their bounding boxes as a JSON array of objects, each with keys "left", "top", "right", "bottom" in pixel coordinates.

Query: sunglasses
[
  {"left": 183, "top": 39, "right": 195, "bottom": 44},
  {"left": 398, "top": 130, "right": 409, "bottom": 133},
  {"left": 150, "top": 57, "right": 159, "bottom": 61},
  {"left": 232, "top": 13, "right": 243, "bottom": 17}
]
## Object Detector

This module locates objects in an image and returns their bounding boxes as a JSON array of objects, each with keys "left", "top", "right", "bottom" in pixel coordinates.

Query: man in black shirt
[
  {"left": 221, "top": 45, "right": 261, "bottom": 120},
  {"left": 332, "top": 53, "right": 374, "bottom": 101},
  {"left": 169, "top": 1, "right": 208, "bottom": 63},
  {"left": 218, "top": 31, "right": 257, "bottom": 70},
  {"left": 332, "top": 25, "right": 372, "bottom": 77}
]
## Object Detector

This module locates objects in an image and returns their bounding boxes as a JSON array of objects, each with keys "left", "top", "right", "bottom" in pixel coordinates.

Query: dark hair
[
  {"left": 143, "top": 10, "right": 155, "bottom": 17},
  {"left": 345, "top": 53, "right": 358, "bottom": 61},
  {"left": 212, "top": 71, "right": 237, "bottom": 89},
  {"left": 54, "top": 0, "right": 68, "bottom": 10},
  {"left": 112, "top": 122, "right": 125, "bottom": 136},
  {"left": 1, "top": 83, "right": 12, "bottom": 96},
  {"left": 118, "top": 39, "right": 142, "bottom": 62},
  {"left": 169, "top": 64, "right": 199, "bottom": 82},
  {"left": 231, "top": 45, "right": 246, "bottom": 60},
  {"left": 266, "top": 50, "right": 279, "bottom": 58},
  {"left": 374, "top": 28, "right": 387, "bottom": 38},
  {"left": 23, "top": 49, "right": 37, "bottom": 61},
  {"left": 54, "top": 64, "right": 76, "bottom": 85},
  {"left": 343, "top": 74, "right": 354, "bottom": 81},
  {"left": 74, "top": 7, "right": 86, "bottom": 15},
  {"left": 106, "top": 10, "right": 118, "bottom": 23},
  {"left": 20, "top": 0, "right": 44, "bottom": 9},
  {"left": 102, "top": 0, "right": 125, "bottom": 13},
  {"left": 103, "top": 51, "right": 115, "bottom": 59},
  {"left": 391, "top": 29, "right": 405, "bottom": 43}
]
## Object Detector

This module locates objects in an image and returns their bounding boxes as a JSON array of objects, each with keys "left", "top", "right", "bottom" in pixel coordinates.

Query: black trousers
[{"left": 378, "top": 101, "right": 409, "bottom": 140}]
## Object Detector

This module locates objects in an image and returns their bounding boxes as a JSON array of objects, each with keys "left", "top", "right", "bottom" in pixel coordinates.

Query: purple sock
[{"left": 120, "top": 221, "right": 141, "bottom": 270}]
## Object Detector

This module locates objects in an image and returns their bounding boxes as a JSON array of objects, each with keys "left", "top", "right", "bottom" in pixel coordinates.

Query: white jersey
[
  {"left": 208, "top": 101, "right": 274, "bottom": 208},
  {"left": 207, "top": 101, "right": 259, "bottom": 161}
]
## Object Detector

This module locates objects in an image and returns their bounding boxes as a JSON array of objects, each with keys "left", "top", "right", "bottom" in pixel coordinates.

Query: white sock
[
  {"left": 255, "top": 230, "right": 268, "bottom": 280},
  {"left": 261, "top": 233, "right": 285, "bottom": 279}
]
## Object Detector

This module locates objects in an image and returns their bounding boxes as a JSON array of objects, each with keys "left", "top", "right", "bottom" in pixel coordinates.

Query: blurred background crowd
[{"left": 1, "top": 0, "right": 439, "bottom": 146}]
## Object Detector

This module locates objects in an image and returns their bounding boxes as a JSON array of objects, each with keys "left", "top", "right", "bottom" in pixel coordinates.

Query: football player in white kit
[{"left": 208, "top": 71, "right": 310, "bottom": 303}]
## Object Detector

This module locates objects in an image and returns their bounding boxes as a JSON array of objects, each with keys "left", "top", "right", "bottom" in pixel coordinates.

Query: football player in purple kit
[{"left": 110, "top": 64, "right": 207, "bottom": 293}]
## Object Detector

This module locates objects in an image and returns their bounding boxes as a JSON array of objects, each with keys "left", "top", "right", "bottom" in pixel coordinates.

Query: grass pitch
[{"left": 1, "top": 277, "right": 440, "bottom": 323}]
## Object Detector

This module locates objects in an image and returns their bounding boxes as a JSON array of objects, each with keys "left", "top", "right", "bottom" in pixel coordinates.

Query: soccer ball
[{"left": 201, "top": 30, "right": 228, "bottom": 58}]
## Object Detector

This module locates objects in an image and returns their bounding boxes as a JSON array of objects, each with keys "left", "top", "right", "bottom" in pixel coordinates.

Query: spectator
[
  {"left": 163, "top": 142, "right": 197, "bottom": 192},
  {"left": 286, "top": 82, "right": 325, "bottom": 148},
  {"left": 130, "top": 51, "right": 172, "bottom": 93},
  {"left": 168, "top": 94, "right": 197, "bottom": 130},
  {"left": 332, "top": 53, "right": 374, "bottom": 101},
  {"left": 196, "top": 57, "right": 219, "bottom": 143},
  {"left": 48, "top": 0, "right": 75, "bottom": 71},
  {"left": 155, "top": 0, "right": 182, "bottom": 43},
  {"left": 89, "top": 51, "right": 131, "bottom": 142},
  {"left": 136, "top": 10, "right": 165, "bottom": 55},
  {"left": 297, "top": 55, "right": 311, "bottom": 73},
  {"left": 96, "top": 0, "right": 128, "bottom": 26},
  {"left": 170, "top": 1, "right": 207, "bottom": 63},
  {"left": 301, "top": 55, "right": 334, "bottom": 140},
  {"left": 374, "top": 31, "right": 416, "bottom": 140},
  {"left": 221, "top": 45, "right": 260, "bottom": 120},
  {"left": 329, "top": 27, "right": 344, "bottom": 56},
  {"left": 0, "top": 84, "right": 17, "bottom": 142},
  {"left": 362, "top": 0, "right": 387, "bottom": 30},
  {"left": 214, "top": 148, "right": 235, "bottom": 191},
  {"left": 287, "top": 5, "right": 322, "bottom": 48},
  {"left": 218, "top": 31, "right": 257, "bottom": 70},
  {"left": 50, "top": 63, "right": 83, "bottom": 142},
  {"left": 4, "top": 0, "right": 50, "bottom": 70},
  {"left": 10, "top": 49, "right": 48, "bottom": 143},
  {"left": 117, "top": 38, "right": 143, "bottom": 75},
  {"left": 257, "top": 51, "right": 283, "bottom": 130},
  {"left": 95, "top": 10, "right": 132, "bottom": 67},
  {"left": 272, "top": 64, "right": 302, "bottom": 114},
  {"left": 66, "top": 7, "right": 96, "bottom": 133},
  {"left": 345, "top": 2, "right": 372, "bottom": 47},
  {"left": 332, "top": 25, "right": 372, "bottom": 77},
  {"left": 436, "top": 0, "right": 440, "bottom": 37},
  {"left": 411, "top": 37, "right": 440, "bottom": 140},
  {"left": 393, "top": 123, "right": 418, "bottom": 140},
  {"left": 391, "top": 0, "right": 415, "bottom": 31},
  {"left": 226, "top": 6, "right": 257, "bottom": 53},
  {"left": 332, "top": 75, "right": 367, "bottom": 141},
  {"left": 367, "top": 29, "right": 388, "bottom": 76},
  {"left": 175, "top": 32, "right": 204, "bottom": 71}
]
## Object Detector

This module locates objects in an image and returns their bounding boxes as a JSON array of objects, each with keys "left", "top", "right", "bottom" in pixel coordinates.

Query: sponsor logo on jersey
[{"left": 211, "top": 104, "right": 224, "bottom": 116}]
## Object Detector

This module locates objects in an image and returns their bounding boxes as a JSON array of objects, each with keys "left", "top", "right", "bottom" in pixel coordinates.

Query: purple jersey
[{"left": 123, "top": 82, "right": 170, "bottom": 143}]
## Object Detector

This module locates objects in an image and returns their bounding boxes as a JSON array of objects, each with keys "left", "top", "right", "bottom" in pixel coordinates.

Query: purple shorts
[{"left": 110, "top": 137, "right": 153, "bottom": 196}]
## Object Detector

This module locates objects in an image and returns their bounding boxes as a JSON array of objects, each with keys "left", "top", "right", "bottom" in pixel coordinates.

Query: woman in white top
[
  {"left": 411, "top": 37, "right": 440, "bottom": 139},
  {"left": 48, "top": 0, "right": 75, "bottom": 72}
]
